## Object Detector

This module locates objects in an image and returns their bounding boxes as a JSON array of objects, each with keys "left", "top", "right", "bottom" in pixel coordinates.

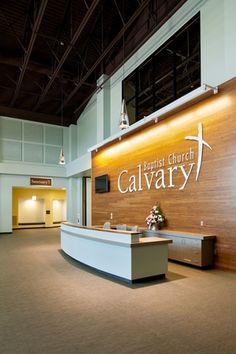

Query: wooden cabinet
[{"left": 143, "top": 230, "right": 216, "bottom": 268}]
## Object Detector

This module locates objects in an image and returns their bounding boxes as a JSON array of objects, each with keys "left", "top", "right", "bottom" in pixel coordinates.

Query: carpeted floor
[{"left": 0, "top": 228, "right": 235, "bottom": 354}]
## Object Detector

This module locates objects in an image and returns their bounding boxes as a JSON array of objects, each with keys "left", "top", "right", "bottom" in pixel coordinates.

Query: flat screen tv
[{"left": 95, "top": 174, "right": 110, "bottom": 193}]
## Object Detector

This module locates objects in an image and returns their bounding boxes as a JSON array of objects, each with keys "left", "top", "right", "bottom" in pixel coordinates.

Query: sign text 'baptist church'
[{"left": 117, "top": 123, "right": 212, "bottom": 193}]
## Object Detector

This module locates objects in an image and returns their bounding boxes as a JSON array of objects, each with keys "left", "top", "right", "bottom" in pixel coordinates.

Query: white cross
[{"left": 185, "top": 123, "right": 212, "bottom": 181}]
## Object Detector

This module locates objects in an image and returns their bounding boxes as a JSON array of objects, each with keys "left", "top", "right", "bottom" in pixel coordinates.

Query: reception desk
[{"left": 61, "top": 222, "right": 172, "bottom": 283}]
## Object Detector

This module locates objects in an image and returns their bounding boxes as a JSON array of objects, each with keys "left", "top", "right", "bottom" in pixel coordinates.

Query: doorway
[{"left": 12, "top": 187, "right": 67, "bottom": 229}]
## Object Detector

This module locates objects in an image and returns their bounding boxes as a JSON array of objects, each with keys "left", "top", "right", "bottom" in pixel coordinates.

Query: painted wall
[
  {"left": 0, "top": 116, "right": 69, "bottom": 232},
  {"left": 53, "top": 199, "right": 67, "bottom": 223},
  {"left": 77, "top": 96, "right": 97, "bottom": 157},
  {"left": 12, "top": 187, "right": 66, "bottom": 228},
  {"left": 68, "top": 124, "right": 78, "bottom": 162},
  {"left": 67, "top": 177, "right": 82, "bottom": 225},
  {"left": 96, "top": 74, "right": 110, "bottom": 141},
  {"left": 0, "top": 116, "right": 68, "bottom": 165},
  {"left": 201, "top": 0, "right": 236, "bottom": 86},
  {"left": 92, "top": 78, "right": 236, "bottom": 271},
  {"left": 0, "top": 174, "right": 68, "bottom": 233},
  {"left": 18, "top": 198, "right": 45, "bottom": 224}
]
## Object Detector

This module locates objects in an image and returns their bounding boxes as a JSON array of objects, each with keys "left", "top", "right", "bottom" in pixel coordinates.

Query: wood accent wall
[{"left": 92, "top": 78, "right": 236, "bottom": 271}]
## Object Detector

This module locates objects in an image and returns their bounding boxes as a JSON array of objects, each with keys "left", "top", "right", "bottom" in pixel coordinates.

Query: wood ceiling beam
[{"left": 10, "top": 0, "right": 48, "bottom": 107}]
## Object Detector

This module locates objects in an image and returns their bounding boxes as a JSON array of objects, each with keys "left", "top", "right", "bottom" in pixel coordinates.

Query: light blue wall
[
  {"left": 0, "top": 174, "right": 68, "bottom": 233},
  {"left": 0, "top": 117, "right": 68, "bottom": 233},
  {"left": 0, "top": 175, "right": 15, "bottom": 233},
  {"left": 96, "top": 74, "right": 111, "bottom": 141},
  {"left": 77, "top": 96, "right": 97, "bottom": 157},
  {"left": 68, "top": 124, "right": 78, "bottom": 162},
  {"left": 0, "top": 116, "right": 68, "bottom": 165},
  {"left": 201, "top": 0, "right": 236, "bottom": 86},
  {"left": 66, "top": 177, "right": 81, "bottom": 225}
]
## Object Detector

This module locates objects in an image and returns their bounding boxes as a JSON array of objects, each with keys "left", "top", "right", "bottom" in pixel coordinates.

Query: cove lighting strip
[{"left": 88, "top": 84, "right": 218, "bottom": 153}]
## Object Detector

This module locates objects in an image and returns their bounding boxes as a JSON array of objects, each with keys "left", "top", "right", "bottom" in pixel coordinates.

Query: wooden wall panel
[{"left": 92, "top": 78, "right": 236, "bottom": 271}]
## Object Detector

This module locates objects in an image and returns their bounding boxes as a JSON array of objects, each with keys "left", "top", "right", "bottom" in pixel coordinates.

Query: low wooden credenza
[{"left": 143, "top": 229, "right": 216, "bottom": 268}]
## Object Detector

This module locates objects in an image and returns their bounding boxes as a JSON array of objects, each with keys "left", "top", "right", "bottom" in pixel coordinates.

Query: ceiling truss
[{"left": 0, "top": 0, "right": 187, "bottom": 126}]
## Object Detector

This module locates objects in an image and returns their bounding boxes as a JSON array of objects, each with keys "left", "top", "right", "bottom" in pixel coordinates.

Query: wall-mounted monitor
[{"left": 95, "top": 174, "right": 110, "bottom": 193}]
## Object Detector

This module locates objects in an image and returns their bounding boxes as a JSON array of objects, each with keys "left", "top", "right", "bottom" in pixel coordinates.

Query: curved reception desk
[{"left": 61, "top": 222, "right": 172, "bottom": 283}]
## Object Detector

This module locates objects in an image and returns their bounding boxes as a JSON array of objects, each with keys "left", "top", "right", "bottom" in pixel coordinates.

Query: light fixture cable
[
  {"left": 59, "top": 85, "right": 65, "bottom": 165},
  {"left": 119, "top": 1, "right": 129, "bottom": 130}
]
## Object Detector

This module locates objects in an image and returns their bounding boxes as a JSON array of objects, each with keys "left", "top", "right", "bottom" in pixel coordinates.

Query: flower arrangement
[{"left": 145, "top": 203, "right": 165, "bottom": 230}]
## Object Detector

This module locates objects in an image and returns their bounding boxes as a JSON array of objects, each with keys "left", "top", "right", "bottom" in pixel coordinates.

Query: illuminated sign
[{"left": 117, "top": 123, "right": 212, "bottom": 193}]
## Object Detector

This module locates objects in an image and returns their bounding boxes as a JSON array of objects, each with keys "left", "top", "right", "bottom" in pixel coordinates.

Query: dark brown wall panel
[{"left": 92, "top": 78, "right": 236, "bottom": 271}]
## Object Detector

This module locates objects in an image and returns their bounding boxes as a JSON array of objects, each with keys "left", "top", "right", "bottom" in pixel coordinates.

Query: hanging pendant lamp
[
  {"left": 59, "top": 86, "right": 66, "bottom": 165},
  {"left": 119, "top": 6, "right": 129, "bottom": 131},
  {"left": 119, "top": 99, "right": 129, "bottom": 130},
  {"left": 59, "top": 148, "right": 65, "bottom": 165}
]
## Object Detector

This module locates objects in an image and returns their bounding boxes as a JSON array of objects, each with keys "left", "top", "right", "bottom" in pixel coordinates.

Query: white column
[
  {"left": 0, "top": 175, "right": 12, "bottom": 233},
  {"left": 66, "top": 177, "right": 82, "bottom": 224}
]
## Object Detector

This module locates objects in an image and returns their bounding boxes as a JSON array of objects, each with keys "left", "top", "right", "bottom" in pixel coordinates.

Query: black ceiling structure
[{"left": 0, "top": 0, "right": 187, "bottom": 126}]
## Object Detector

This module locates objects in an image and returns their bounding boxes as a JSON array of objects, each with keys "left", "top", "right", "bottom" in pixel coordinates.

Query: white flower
[{"left": 145, "top": 203, "right": 165, "bottom": 227}]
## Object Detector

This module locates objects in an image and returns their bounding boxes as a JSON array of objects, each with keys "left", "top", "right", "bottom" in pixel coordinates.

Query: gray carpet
[{"left": 0, "top": 228, "right": 236, "bottom": 354}]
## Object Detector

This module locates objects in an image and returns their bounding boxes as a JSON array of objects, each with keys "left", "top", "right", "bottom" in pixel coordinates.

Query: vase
[{"left": 148, "top": 224, "right": 159, "bottom": 231}]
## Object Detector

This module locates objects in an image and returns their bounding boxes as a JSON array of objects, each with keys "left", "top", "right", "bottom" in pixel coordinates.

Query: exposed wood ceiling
[{"left": 0, "top": 0, "right": 187, "bottom": 126}]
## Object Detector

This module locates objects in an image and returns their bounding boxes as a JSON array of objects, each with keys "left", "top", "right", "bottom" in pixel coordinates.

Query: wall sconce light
[
  {"left": 32, "top": 195, "right": 37, "bottom": 201},
  {"left": 119, "top": 99, "right": 129, "bottom": 130}
]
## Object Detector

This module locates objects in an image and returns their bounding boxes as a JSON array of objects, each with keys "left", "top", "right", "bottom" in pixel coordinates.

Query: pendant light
[
  {"left": 119, "top": 2, "right": 129, "bottom": 130},
  {"left": 119, "top": 98, "right": 129, "bottom": 129},
  {"left": 59, "top": 148, "right": 65, "bottom": 165},
  {"left": 59, "top": 86, "right": 65, "bottom": 165}
]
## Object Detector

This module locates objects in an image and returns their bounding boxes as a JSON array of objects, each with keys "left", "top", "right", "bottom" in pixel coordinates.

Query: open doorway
[{"left": 12, "top": 187, "right": 67, "bottom": 229}]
